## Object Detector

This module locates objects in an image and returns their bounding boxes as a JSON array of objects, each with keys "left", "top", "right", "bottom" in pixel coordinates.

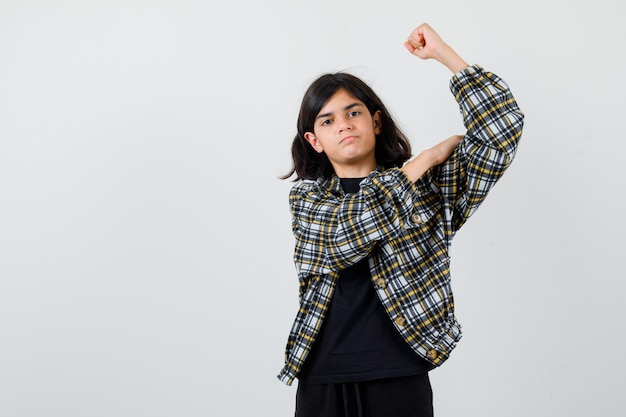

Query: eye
[
  {"left": 320, "top": 119, "right": 332, "bottom": 126},
  {"left": 348, "top": 111, "right": 361, "bottom": 117}
]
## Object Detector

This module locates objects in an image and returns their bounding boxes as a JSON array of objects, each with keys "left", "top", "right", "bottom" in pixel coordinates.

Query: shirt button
[
  {"left": 426, "top": 349, "right": 439, "bottom": 360},
  {"left": 375, "top": 278, "right": 387, "bottom": 289},
  {"left": 410, "top": 213, "right": 423, "bottom": 224},
  {"left": 395, "top": 316, "right": 407, "bottom": 327}
]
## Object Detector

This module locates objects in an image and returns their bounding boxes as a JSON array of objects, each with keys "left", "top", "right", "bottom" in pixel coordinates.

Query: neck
[
  {"left": 333, "top": 162, "right": 377, "bottom": 178},
  {"left": 331, "top": 158, "right": 378, "bottom": 178}
]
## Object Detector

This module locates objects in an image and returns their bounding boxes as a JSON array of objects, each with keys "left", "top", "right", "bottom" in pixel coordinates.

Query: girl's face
[{"left": 304, "top": 88, "right": 381, "bottom": 178}]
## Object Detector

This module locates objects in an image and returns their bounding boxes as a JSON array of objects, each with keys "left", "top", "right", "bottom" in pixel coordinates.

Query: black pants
[{"left": 295, "top": 374, "right": 434, "bottom": 417}]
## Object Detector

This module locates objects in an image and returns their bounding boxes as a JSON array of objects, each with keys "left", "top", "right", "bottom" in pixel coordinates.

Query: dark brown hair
[{"left": 282, "top": 72, "right": 412, "bottom": 180}]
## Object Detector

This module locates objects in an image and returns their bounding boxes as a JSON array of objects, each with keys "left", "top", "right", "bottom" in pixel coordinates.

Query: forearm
[
  {"left": 401, "top": 135, "right": 464, "bottom": 183},
  {"left": 434, "top": 44, "right": 469, "bottom": 74},
  {"left": 400, "top": 150, "right": 437, "bottom": 183}
]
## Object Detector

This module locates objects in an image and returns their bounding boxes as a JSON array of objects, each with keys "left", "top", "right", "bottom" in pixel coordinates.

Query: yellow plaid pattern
[{"left": 278, "top": 65, "right": 525, "bottom": 385}]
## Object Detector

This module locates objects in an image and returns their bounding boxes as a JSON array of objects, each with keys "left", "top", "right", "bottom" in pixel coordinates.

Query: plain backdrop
[{"left": 1, "top": 0, "right": 624, "bottom": 416}]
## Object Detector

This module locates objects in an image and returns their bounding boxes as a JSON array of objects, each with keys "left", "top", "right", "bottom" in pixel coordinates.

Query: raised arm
[
  {"left": 399, "top": 24, "right": 468, "bottom": 182},
  {"left": 404, "top": 23, "right": 525, "bottom": 234}
]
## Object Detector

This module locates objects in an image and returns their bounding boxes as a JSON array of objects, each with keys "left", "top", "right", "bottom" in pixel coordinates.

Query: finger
[
  {"left": 403, "top": 41, "right": 415, "bottom": 54},
  {"left": 408, "top": 32, "right": 425, "bottom": 49},
  {"left": 405, "top": 38, "right": 424, "bottom": 53},
  {"left": 404, "top": 41, "right": 422, "bottom": 54}
]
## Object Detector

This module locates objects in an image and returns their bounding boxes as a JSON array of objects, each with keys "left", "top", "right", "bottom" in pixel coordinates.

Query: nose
[{"left": 338, "top": 117, "right": 352, "bottom": 132}]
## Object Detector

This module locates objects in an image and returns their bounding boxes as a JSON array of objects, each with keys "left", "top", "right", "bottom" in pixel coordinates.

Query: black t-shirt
[{"left": 298, "top": 178, "right": 433, "bottom": 384}]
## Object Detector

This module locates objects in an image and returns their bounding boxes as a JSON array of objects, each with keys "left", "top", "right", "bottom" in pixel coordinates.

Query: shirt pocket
[
  {"left": 403, "top": 188, "right": 441, "bottom": 231},
  {"left": 397, "top": 258, "right": 454, "bottom": 338},
  {"left": 396, "top": 196, "right": 446, "bottom": 262}
]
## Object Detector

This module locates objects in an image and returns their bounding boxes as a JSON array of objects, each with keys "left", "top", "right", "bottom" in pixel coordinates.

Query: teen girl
[{"left": 278, "top": 23, "right": 524, "bottom": 417}]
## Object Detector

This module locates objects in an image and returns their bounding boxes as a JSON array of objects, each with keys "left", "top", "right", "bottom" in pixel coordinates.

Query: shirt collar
[{"left": 318, "top": 166, "right": 383, "bottom": 196}]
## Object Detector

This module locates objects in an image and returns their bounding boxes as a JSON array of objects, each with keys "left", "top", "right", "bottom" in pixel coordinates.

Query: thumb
[{"left": 404, "top": 41, "right": 425, "bottom": 58}]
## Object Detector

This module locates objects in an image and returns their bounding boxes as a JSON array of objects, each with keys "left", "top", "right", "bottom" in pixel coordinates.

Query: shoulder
[
  {"left": 289, "top": 177, "right": 335, "bottom": 204},
  {"left": 290, "top": 178, "right": 322, "bottom": 196}
]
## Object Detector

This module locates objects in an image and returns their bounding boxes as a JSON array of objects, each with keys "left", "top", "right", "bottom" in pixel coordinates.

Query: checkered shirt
[{"left": 277, "top": 65, "right": 525, "bottom": 385}]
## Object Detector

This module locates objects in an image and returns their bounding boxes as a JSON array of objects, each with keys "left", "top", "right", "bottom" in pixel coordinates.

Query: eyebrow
[{"left": 315, "top": 102, "right": 363, "bottom": 120}]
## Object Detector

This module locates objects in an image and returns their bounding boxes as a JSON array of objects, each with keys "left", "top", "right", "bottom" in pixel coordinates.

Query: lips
[{"left": 340, "top": 135, "right": 356, "bottom": 144}]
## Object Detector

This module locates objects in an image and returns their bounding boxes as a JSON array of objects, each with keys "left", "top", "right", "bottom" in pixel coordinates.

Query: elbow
[{"left": 502, "top": 109, "right": 525, "bottom": 163}]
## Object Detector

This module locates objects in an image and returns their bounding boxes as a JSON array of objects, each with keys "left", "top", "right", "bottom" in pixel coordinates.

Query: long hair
[{"left": 282, "top": 73, "right": 412, "bottom": 180}]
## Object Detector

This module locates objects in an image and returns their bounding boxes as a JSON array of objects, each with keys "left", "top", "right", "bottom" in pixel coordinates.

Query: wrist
[{"left": 436, "top": 44, "right": 469, "bottom": 74}]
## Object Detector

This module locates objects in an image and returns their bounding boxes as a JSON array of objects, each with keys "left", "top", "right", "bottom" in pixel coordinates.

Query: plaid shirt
[{"left": 277, "top": 65, "right": 524, "bottom": 385}]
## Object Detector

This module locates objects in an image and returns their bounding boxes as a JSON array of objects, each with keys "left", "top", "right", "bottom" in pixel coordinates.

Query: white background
[{"left": 1, "top": 0, "right": 624, "bottom": 416}]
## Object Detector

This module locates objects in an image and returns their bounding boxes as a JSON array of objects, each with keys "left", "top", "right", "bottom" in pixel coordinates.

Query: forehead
[{"left": 318, "top": 89, "right": 364, "bottom": 114}]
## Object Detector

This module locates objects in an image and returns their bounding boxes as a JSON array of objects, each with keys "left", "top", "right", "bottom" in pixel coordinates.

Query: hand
[
  {"left": 404, "top": 23, "right": 447, "bottom": 60},
  {"left": 404, "top": 23, "right": 469, "bottom": 73}
]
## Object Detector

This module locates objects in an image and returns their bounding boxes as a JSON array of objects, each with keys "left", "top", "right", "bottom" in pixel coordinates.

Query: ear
[
  {"left": 304, "top": 132, "right": 324, "bottom": 153},
  {"left": 373, "top": 110, "right": 382, "bottom": 135}
]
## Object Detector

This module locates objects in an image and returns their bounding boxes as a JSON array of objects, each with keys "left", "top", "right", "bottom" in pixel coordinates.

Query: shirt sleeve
[
  {"left": 289, "top": 169, "right": 419, "bottom": 278},
  {"left": 427, "top": 64, "right": 525, "bottom": 235}
]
